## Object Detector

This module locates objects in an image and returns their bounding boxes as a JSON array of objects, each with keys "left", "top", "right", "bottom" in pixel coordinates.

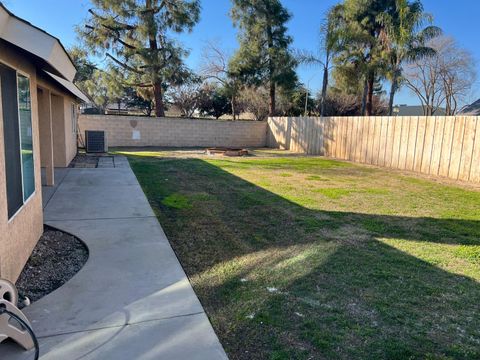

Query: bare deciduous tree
[
  {"left": 238, "top": 87, "right": 270, "bottom": 121},
  {"left": 166, "top": 79, "right": 204, "bottom": 118},
  {"left": 438, "top": 39, "right": 477, "bottom": 115},
  {"left": 404, "top": 36, "right": 476, "bottom": 115},
  {"left": 200, "top": 41, "right": 240, "bottom": 120}
]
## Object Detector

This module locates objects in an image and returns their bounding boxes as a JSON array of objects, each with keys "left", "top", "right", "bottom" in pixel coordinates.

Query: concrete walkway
[{"left": 1, "top": 157, "right": 227, "bottom": 359}]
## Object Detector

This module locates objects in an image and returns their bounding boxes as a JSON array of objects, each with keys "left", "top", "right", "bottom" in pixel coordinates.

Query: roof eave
[{"left": 0, "top": 3, "right": 76, "bottom": 82}]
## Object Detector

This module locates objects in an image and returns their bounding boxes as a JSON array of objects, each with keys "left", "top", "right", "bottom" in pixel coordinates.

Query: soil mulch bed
[{"left": 16, "top": 226, "right": 89, "bottom": 303}]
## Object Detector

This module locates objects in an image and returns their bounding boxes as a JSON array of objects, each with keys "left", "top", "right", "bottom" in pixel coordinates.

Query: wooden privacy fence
[{"left": 268, "top": 116, "right": 480, "bottom": 183}]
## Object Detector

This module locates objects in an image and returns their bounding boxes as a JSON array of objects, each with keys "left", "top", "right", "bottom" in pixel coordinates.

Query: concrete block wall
[{"left": 79, "top": 115, "right": 268, "bottom": 148}]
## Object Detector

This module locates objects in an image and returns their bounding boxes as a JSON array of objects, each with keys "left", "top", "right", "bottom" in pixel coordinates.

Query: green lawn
[{"left": 120, "top": 149, "right": 480, "bottom": 360}]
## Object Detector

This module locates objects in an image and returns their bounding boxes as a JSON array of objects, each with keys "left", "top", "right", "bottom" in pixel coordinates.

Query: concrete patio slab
[
  {"left": 25, "top": 218, "right": 204, "bottom": 337},
  {"left": 44, "top": 168, "right": 155, "bottom": 221},
  {"left": 1, "top": 156, "right": 227, "bottom": 359},
  {"left": 41, "top": 168, "right": 70, "bottom": 208},
  {"left": 2, "top": 313, "right": 226, "bottom": 360}
]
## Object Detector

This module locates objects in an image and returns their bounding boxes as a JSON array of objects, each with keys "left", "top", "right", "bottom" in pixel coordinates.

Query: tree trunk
[
  {"left": 266, "top": 23, "right": 275, "bottom": 116},
  {"left": 320, "top": 65, "right": 329, "bottom": 117},
  {"left": 388, "top": 73, "right": 398, "bottom": 116},
  {"left": 361, "top": 77, "right": 368, "bottom": 115},
  {"left": 231, "top": 94, "right": 236, "bottom": 121},
  {"left": 145, "top": 0, "right": 164, "bottom": 118},
  {"left": 153, "top": 82, "right": 165, "bottom": 117},
  {"left": 365, "top": 72, "right": 375, "bottom": 116},
  {"left": 269, "top": 82, "right": 276, "bottom": 117}
]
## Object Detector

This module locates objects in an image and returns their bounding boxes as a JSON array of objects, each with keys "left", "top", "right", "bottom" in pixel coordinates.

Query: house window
[
  {"left": 0, "top": 63, "right": 35, "bottom": 219},
  {"left": 71, "top": 103, "right": 77, "bottom": 135}
]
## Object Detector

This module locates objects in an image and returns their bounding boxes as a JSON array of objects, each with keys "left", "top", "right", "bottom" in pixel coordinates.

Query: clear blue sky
[{"left": 3, "top": 0, "right": 479, "bottom": 106}]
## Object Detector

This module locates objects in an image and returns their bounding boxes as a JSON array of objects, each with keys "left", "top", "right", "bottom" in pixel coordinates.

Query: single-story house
[
  {"left": 393, "top": 105, "right": 446, "bottom": 116},
  {"left": 459, "top": 99, "right": 480, "bottom": 115},
  {"left": 0, "top": 3, "right": 88, "bottom": 282}
]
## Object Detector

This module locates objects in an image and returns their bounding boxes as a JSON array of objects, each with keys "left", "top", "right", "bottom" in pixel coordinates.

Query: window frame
[{"left": 0, "top": 59, "right": 36, "bottom": 222}]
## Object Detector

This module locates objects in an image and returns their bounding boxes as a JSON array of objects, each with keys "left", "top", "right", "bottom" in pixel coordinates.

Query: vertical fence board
[
  {"left": 315, "top": 117, "right": 322, "bottom": 155},
  {"left": 384, "top": 117, "right": 396, "bottom": 167},
  {"left": 405, "top": 116, "right": 418, "bottom": 171},
  {"left": 398, "top": 117, "right": 410, "bottom": 169},
  {"left": 370, "top": 117, "right": 380, "bottom": 165},
  {"left": 378, "top": 117, "right": 388, "bottom": 166},
  {"left": 351, "top": 117, "right": 360, "bottom": 162},
  {"left": 338, "top": 117, "right": 345, "bottom": 159},
  {"left": 345, "top": 117, "right": 352, "bottom": 160},
  {"left": 448, "top": 116, "right": 466, "bottom": 179},
  {"left": 359, "top": 117, "right": 368, "bottom": 163},
  {"left": 458, "top": 117, "right": 477, "bottom": 181},
  {"left": 429, "top": 117, "right": 445, "bottom": 176},
  {"left": 438, "top": 117, "right": 455, "bottom": 177},
  {"left": 325, "top": 117, "right": 331, "bottom": 156},
  {"left": 469, "top": 117, "right": 480, "bottom": 182},
  {"left": 420, "top": 116, "right": 435, "bottom": 174},
  {"left": 313, "top": 117, "right": 320, "bottom": 155},
  {"left": 340, "top": 117, "right": 348, "bottom": 160},
  {"left": 331, "top": 117, "right": 338, "bottom": 157},
  {"left": 414, "top": 117, "right": 427, "bottom": 172},
  {"left": 391, "top": 116, "right": 403, "bottom": 169},
  {"left": 336, "top": 117, "right": 343, "bottom": 158},
  {"left": 368, "top": 116, "right": 377, "bottom": 164}
]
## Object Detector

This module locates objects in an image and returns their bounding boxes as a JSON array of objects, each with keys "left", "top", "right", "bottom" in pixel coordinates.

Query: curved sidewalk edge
[{"left": 0, "top": 157, "right": 228, "bottom": 360}]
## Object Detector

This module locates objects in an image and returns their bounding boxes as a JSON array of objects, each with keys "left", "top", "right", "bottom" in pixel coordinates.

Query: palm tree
[
  {"left": 380, "top": 0, "right": 442, "bottom": 115},
  {"left": 296, "top": 5, "right": 343, "bottom": 116},
  {"left": 332, "top": 0, "right": 398, "bottom": 116}
]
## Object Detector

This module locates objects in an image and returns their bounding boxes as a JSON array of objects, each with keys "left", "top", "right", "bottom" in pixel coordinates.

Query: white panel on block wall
[{"left": 132, "top": 130, "right": 141, "bottom": 140}]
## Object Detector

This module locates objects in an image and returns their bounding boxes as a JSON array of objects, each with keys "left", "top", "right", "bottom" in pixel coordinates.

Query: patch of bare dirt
[
  {"left": 69, "top": 154, "right": 99, "bottom": 168},
  {"left": 15, "top": 226, "right": 88, "bottom": 303}
]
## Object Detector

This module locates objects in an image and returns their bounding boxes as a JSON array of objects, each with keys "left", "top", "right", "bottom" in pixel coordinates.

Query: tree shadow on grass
[{"left": 127, "top": 154, "right": 480, "bottom": 360}]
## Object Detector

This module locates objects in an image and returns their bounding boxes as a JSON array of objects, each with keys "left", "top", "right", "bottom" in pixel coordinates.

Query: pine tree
[
  {"left": 229, "top": 0, "right": 297, "bottom": 116},
  {"left": 77, "top": 0, "right": 200, "bottom": 117}
]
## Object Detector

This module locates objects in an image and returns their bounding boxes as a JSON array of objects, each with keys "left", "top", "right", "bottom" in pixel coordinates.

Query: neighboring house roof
[
  {"left": 0, "top": 2, "right": 76, "bottom": 82},
  {"left": 459, "top": 99, "right": 480, "bottom": 115},
  {"left": 393, "top": 105, "right": 446, "bottom": 116}
]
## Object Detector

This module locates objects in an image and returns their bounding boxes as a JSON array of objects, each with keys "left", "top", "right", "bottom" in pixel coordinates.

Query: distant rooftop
[
  {"left": 459, "top": 99, "right": 480, "bottom": 115},
  {"left": 393, "top": 105, "right": 446, "bottom": 116}
]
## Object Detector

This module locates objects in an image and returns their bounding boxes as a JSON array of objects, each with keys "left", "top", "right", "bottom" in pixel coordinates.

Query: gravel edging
[{"left": 16, "top": 226, "right": 89, "bottom": 303}]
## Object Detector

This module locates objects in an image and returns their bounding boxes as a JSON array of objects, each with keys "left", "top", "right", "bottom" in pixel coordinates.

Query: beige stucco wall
[
  {"left": 78, "top": 115, "right": 268, "bottom": 148},
  {"left": 37, "top": 75, "right": 78, "bottom": 168},
  {"left": 0, "top": 40, "right": 43, "bottom": 282}
]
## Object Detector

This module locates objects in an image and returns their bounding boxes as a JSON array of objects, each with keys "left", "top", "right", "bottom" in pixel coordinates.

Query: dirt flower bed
[{"left": 16, "top": 226, "right": 88, "bottom": 303}]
